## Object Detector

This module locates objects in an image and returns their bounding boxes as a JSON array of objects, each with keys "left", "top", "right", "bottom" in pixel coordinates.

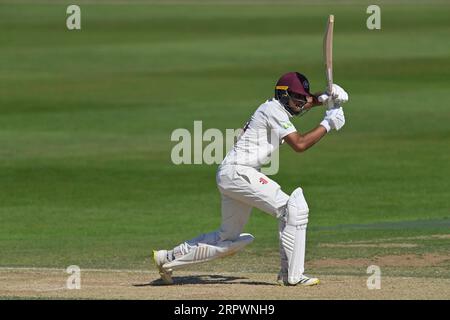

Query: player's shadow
[{"left": 133, "top": 274, "right": 277, "bottom": 287}]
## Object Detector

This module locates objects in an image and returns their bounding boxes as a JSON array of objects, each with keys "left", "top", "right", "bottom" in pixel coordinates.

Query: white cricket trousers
[
  {"left": 216, "top": 164, "right": 290, "bottom": 241},
  {"left": 170, "top": 164, "right": 295, "bottom": 274}
]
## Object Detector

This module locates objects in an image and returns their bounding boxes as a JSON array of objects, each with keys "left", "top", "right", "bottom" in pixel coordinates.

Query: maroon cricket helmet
[
  {"left": 275, "top": 72, "right": 312, "bottom": 97},
  {"left": 274, "top": 72, "right": 312, "bottom": 116}
]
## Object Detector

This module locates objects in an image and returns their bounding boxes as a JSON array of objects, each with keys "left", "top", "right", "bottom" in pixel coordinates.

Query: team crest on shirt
[
  {"left": 259, "top": 177, "right": 268, "bottom": 185},
  {"left": 282, "top": 122, "right": 293, "bottom": 129}
]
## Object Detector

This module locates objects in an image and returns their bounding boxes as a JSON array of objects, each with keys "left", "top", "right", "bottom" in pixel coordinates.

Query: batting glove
[
  {"left": 320, "top": 106, "right": 345, "bottom": 132},
  {"left": 318, "top": 83, "right": 349, "bottom": 105}
]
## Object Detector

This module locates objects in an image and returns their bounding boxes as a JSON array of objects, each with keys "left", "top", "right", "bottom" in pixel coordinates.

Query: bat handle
[
  {"left": 326, "top": 99, "right": 334, "bottom": 110},
  {"left": 326, "top": 90, "right": 334, "bottom": 110}
]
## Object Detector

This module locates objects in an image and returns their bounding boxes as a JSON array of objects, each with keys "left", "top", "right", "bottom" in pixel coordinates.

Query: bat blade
[{"left": 323, "top": 14, "right": 334, "bottom": 96}]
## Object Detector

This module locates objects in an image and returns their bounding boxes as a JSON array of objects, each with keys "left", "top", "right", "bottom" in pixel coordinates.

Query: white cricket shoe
[
  {"left": 152, "top": 250, "right": 174, "bottom": 285},
  {"left": 277, "top": 271, "right": 320, "bottom": 286}
]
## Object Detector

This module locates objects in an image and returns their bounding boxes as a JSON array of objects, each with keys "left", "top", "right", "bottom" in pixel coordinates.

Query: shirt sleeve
[{"left": 266, "top": 107, "right": 297, "bottom": 140}]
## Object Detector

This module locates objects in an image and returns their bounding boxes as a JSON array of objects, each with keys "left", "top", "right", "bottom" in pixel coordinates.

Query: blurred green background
[{"left": 0, "top": 1, "right": 449, "bottom": 277}]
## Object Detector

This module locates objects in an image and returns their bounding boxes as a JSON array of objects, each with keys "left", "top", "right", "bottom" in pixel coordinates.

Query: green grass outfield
[{"left": 0, "top": 1, "right": 449, "bottom": 277}]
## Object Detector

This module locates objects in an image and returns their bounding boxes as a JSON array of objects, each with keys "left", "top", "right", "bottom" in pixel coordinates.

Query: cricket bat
[{"left": 323, "top": 14, "right": 334, "bottom": 109}]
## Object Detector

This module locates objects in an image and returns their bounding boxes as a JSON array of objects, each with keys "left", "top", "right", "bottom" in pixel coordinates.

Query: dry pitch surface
[
  {"left": 2, "top": 240, "right": 449, "bottom": 299},
  {"left": 1, "top": 267, "right": 449, "bottom": 300}
]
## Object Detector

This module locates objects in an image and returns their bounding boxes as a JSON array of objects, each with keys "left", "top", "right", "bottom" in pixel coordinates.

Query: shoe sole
[
  {"left": 277, "top": 278, "right": 320, "bottom": 286},
  {"left": 152, "top": 250, "right": 174, "bottom": 285},
  {"left": 302, "top": 279, "right": 320, "bottom": 286}
]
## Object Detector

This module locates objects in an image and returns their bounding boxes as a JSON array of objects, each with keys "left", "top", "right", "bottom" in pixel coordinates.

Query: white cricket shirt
[{"left": 221, "top": 99, "right": 297, "bottom": 169}]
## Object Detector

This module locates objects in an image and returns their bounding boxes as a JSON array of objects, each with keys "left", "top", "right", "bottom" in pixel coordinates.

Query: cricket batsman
[{"left": 153, "top": 72, "right": 348, "bottom": 286}]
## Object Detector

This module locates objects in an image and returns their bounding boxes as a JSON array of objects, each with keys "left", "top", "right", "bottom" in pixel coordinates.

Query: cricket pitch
[{"left": 1, "top": 267, "right": 449, "bottom": 300}]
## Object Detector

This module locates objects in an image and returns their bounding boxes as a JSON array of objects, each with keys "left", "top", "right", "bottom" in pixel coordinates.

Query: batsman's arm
[
  {"left": 284, "top": 126, "right": 327, "bottom": 153},
  {"left": 312, "top": 93, "right": 323, "bottom": 106},
  {"left": 306, "top": 93, "right": 327, "bottom": 109}
]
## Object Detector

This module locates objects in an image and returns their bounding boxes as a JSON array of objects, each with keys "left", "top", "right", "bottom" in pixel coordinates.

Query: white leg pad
[
  {"left": 280, "top": 187, "right": 309, "bottom": 285},
  {"left": 278, "top": 218, "right": 288, "bottom": 272},
  {"left": 163, "top": 233, "right": 254, "bottom": 270}
]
